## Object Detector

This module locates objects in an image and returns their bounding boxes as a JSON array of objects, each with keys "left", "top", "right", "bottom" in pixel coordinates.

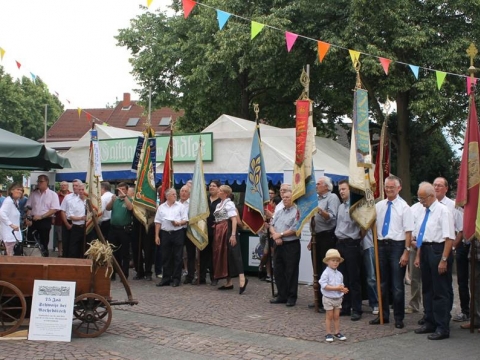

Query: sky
[{"left": 0, "top": 0, "right": 173, "bottom": 109}]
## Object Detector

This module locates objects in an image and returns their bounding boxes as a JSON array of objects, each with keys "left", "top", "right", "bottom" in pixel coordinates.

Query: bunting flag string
[{"left": 182, "top": 0, "right": 479, "bottom": 92}]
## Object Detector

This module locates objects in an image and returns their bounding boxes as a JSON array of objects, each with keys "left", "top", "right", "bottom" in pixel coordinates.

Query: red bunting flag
[
  {"left": 15, "top": 61, "right": 21, "bottom": 69},
  {"left": 379, "top": 57, "right": 391, "bottom": 75},
  {"left": 182, "top": 0, "right": 196, "bottom": 19},
  {"left": 317, "top": 41, "right": 330, "bottom": 63},
  {"left": 86, "top": 112, "right": 92, "bottom": 122}
]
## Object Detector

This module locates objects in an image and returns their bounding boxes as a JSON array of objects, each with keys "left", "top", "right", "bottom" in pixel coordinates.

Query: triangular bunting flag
[
  {"left": 251, "top": 21, "right": 265, "bottom": 40},
  {"left": 86, "top": 112, "right": 92, "bottom": 122},
  {"left": 317, "top": 41, "right": 330, "bottom": 63},
  {"left": 30, "top": 72, "right": 36, "bottom": 82},
  {"left": 216, "top": 10, "right": 231, "bottom": 30},
  {"left": 182, "top": 0, "right": 196, "bottom": 19},
  {"left": 15, "top": 61, "right": 21, "bottom": 69},
  {"left": 409, "top": 64, "right": 419, "bottom": 79},
  {"left": 147, "top": 0, "right": 153, "bottom": 7},
  {"left": 0, "top": 47, "right": 5, "bottom": 61},
  {"left": 54, "top": 91, "right": 59, "bottom": 97},
  {"left": 77, "top": 108, "right": 82, "bottom": 118},
  {"left": 436, "top": 71, "right": 447, "bottom": 90},
  {"left": 379, "top": 57, "right": 391, "bottom": 75},
  {"left": 66, "top": 99, "right": 71, "bottom": 104},
  {"left": 349, "top": 50, "right": 361, "bottom": 67},
  {"left": 467, "top": 77, "right": 478, "bottom": 95},
  {"left": 285, "top": 31, "right": 298, "bottom": 52}
]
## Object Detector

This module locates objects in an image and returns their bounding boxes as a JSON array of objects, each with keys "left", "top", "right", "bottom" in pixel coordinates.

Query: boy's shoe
[
  {"left": 325, "top": 334, "right": 334, "bottom": 342},
  {"left": 372, "top": 306, "right": 379, "bottom": 315},
  {"left": 334, "top": 333, "right": 347, "bottom": 341},
  {"left": 453, "top": 313, "right": 469, "bottom": 322}
]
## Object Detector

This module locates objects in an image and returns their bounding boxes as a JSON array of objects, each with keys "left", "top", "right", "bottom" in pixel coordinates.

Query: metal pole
[{"left": 44, "top": 104, "right": 48, "bottom": 145}]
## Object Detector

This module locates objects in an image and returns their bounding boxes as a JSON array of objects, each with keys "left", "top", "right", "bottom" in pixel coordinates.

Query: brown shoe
[{"left": 460, "top": 323, "right": 480, "bottom": 329}]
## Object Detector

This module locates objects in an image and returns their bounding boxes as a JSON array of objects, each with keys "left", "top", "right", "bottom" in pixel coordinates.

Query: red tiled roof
[{"left": 43, "top": 94, "right": 184, "bottom": 142}]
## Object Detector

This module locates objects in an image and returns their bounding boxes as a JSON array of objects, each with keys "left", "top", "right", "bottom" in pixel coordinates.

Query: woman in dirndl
[{"left": 212, "top": 185, "right": 248, "bottom": 294}]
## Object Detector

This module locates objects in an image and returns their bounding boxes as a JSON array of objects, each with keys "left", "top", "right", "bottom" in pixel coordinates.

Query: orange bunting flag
[
  {"left": 348, "top": 50, "right": 361, "bottom": 67},
  {"left": 317, "top": 41, "right": 330, "bottom": 63},
  {"left": 147, "top": 0, "right": 153, "bottom": 7},
  {"left": 182, "top": 0, "right": 196, "bottom": 19},
  {"left": 436, "top": 71, "right": 447, "bottom": 90},
  {"left": 285, "top": 31, "right": 298, "bottom": 52},
  {"left": 15, "top": 60, "right": 21, "bottom": 69},
  {"left": 251, "top": 21, "right": 264, "bottom": 40},
  {"left": 86, "top": 112, "right": 92, "bottom": 122},
  {"left": 379, "top": 57, "right": 391, "bottom": 75},
  {"left": 77, "top": 108, "right": 82, "bottom": 118},
  {"left": 0, "top": 47, "right": 5, "bottom": 61}
]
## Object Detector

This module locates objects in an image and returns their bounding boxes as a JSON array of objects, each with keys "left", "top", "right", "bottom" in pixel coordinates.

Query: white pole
[{"left": 44, "top": 104, "right": 48, "bottom": 145}]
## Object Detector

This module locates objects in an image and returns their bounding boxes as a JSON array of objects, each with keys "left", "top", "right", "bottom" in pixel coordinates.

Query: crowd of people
[{"left": 1, "top": 173, "right": 479, "bottom": 343}]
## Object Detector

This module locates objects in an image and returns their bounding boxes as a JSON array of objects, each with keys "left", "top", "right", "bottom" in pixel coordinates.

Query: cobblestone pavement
[{"left": 2, "top": 273, "right": 479, "bottom": 359}]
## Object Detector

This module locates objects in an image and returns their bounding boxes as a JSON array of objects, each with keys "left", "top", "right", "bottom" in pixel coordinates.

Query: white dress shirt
[
  {"left": 101, "top": 191, "right": 114, "bottom": 222},
  {"left": 413, "top": 200, "right": 455, "bottom": 243},
  {"left": 154, "top": 201, "right": 188, "bottom": 231},
  {"left": 438, "top": 196, "right": 463, "bottom": 233},
  {"left": 376, "top": 196, "right": 414, "bottom": 241},
  {"left": 63, "top": 194, "right": 86, "bottom": 225}
]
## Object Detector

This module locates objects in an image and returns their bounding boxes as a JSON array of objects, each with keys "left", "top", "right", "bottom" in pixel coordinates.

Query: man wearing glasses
[{"left": 25, "top": 175, "right": 60, "bottom": 257}]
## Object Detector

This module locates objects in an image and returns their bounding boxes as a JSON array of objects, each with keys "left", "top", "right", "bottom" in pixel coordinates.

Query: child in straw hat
[{"left": 319, "top": 248, "right": 349, "bottom": 342}]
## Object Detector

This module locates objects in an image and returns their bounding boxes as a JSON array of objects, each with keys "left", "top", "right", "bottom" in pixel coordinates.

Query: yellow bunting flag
[
  {"left": 77, "top": 108, "right": 82, "bottom": 118},
  {"left": 0, "top": 47, "right": 5, "bottom": 61},
  {"left": 147, "top": 0, "right": 153, "bottom": 7},
  {"left": 436, "top": 71, "right": 447, "bottom": 90},
  {"left": 251, "top": 21, "right": 265, "bottom": 40},
  {"left": 349, "top": 50, "right": 361, "bottom": 67},
  {"left": 317, "top": 41, "right": 330, "bottom": 63}
]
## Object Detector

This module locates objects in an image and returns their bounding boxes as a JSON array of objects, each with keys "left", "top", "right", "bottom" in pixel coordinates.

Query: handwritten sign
[{"left": 28, "top": 280, "right": 76, "bottom": 342}]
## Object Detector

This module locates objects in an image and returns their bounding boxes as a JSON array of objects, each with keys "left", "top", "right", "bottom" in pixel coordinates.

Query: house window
[
  {"left": 159, "top": 116, "right": 171, "bottom": 126},
  {"left": 121, "top": 105, "right": 132, "bottom": 111},
  {"left": 126, "top": 118, "right": 140, "bottom": 127}
]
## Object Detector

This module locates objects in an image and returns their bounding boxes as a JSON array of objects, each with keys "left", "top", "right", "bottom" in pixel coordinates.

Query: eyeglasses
[
  {"left": 417, "top": 194, "right": 432, "bottom": 202},
  {"left": 37, "top": 180, "right": 46, "bottom": 183}
]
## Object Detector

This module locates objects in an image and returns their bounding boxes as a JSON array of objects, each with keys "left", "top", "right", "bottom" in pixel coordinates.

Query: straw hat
[{"left": 323, "top": 249, "right": 344, "bottom": 264}]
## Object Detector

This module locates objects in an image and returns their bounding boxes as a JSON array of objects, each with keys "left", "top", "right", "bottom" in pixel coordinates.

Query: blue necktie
[
  {"left": 381, "top": 201, "right": 393, "bottom": 237},
  {"left": 416, "top": 208, "right": 430, "bottom": 247}
]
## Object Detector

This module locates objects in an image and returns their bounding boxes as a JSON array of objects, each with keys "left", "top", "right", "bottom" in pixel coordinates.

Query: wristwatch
[
  {"left": 405, "top": 246, "right": 411, "bottom": 252},
  {"left": 280, "top": 232, "right": 284, "bottom": 237},
  {"left": 441, "top": 256, "right": 447, "bottom": 262}
]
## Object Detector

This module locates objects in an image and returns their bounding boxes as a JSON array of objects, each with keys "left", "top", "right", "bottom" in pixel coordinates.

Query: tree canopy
[{"left": 117, "top": 0, "right": 479, "bottom": 200}]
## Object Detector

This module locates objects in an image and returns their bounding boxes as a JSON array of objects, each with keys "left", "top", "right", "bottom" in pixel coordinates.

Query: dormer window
[
  {"left": 126, "top": 118, "right": 140, "bottom": 127},
  {"left": 159, "top": 116, "right": 171, "bottom": 126}
]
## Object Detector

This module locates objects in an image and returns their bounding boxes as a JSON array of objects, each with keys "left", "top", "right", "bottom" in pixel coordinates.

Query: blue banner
[{"left": 131, "top": 136, "right": 144, "bottom": 173}]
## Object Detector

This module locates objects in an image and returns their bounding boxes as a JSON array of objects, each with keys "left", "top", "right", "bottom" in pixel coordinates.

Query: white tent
[{"left": 55, "top": 115, "right": 349, "bottom": 184}]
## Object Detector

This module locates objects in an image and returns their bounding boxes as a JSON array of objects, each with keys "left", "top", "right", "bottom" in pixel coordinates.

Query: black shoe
[
  {"left": 145, "top": 275, "right": 152, "bottom": 281},
  {"left": 183, "top": 278, "right": 193, "bottom": 285},
  {"left": 415, "top": 326, "right": 435, "bottom": 334},
  {"left": 239, "top": 279, "right": 249, "bottom": 295},
  {"left": 351, "top": 313, "right": 362, "bottom": 321},
  {"left": 218, "top": 284, "right": 234, "bottom": 290},
  {"left": 156, "top": 280, "right": 171, "bottom": 287},
  {"left": 211, "top": 279, "right": 218, "bottom": 286},
  {"left": 418, "top": 316, "right": 426, "bottom": 325},
  {"left": 199, "top": 279, "right": 206, "bottom": 285},
  {"left": 270, "top": 297, "right": 287, "bottom": 304},
  {"left": 395, "top": 321, "right": 404, "bottom": 329},
  {"left": 172, "top": 279, "right": 180, "bottom": 287},
  {"left": 286, "top": 300, "right": 296, "bottom": 307},
  {"left": 428, "top": 332, "right": 449, "bottom": 340},
  {"left": 369, "top": 317, "right": 389, "bottom": 325},
  {"left": 133, "top": 275, "right": 143, "bottom": 280}
]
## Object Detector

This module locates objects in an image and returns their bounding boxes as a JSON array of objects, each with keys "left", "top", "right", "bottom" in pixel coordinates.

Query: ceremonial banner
[
  {"left": 349, "top": 89, "right": 376, "bottom": 230},
  {"left": 456, "top": 96, "right": 480, "bottom": 240},
  {"left": 131, "top": 136, "right": 144, "bottom": 173},
  {"left": 133, "top": 128, "right": 157, "bottom": 228},
  {"left": 374, "top": 121, "right": 390, "bottom": 200},
  {"left": 295, "top": 161, "right": 317, "bottom": 236},
  {"left": 187, "top": 143, "right": 209, "bottom": 250},
  {"left": 86, "top": 127, "right": 102, "bottom": 234},
  {"left": 160, "top": 136, "right": 173, "bottom": 203},
  {"left": 242, "top": 126, "right": 269, "bottom": 234}
]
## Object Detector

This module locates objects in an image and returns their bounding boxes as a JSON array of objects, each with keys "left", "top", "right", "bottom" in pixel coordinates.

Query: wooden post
[{"left": 372, "top": 223, "right": 384, "bottom": 323}]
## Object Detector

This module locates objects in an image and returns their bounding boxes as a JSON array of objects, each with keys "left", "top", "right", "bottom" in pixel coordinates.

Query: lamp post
[{"left": 44, "top": 104, "right": 48, "bottom": 145}]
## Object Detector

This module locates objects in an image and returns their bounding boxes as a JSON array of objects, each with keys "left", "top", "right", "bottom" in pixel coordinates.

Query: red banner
[
  {"left": 295, "top": 100, "right": 309, "bottom": 165},
  {"left": 160, "top": 137, "right": 173, "bottom": 203},
  {"left": 374, "top": 122, "right": 390, "bottom": 199}
]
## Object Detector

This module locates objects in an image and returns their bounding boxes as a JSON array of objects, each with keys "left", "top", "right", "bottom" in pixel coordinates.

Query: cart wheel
[
  {"left": 73, "top": 293, "right": 112, "bottom": 338},
  {"left": 0, "top": 281, "right": 27, "bottom": 337}
]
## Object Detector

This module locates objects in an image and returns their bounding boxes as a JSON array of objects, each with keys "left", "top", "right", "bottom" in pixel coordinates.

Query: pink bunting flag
[
  {"left": 182, "top": 0, "right": 196, "bottom": 19},
  {"left": 15, "top": 60, "right": 21, "bottom": 69},
  {"left": 285, "top": 31, "right": 298, "bottom": 53},
  {"left": 467, "top": 77, "right": 478, "bottom": 95},
  {"left": 379, "top": 57, "right": 391, "bottom": 75}
]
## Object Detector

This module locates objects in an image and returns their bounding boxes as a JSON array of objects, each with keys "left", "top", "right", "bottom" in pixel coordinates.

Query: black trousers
[
  {"left": 185, "top": 230, "right": 197, "bottom": 281},
  {"left": 69, "top": 224, "right": 85, "bottom": 258},
  {"left": 312, "top": 230, "right": 336, "bottom": 300},
  {"left": 455, "top": 242, "right": 470, "bottom": 316},
  {"left": 110, "top": 225, "right": 133, "bottom": 278},
  {"left": 131, "top": 222, "right": 155, "bottom": 277},
  {"left": 99, "top": 220, "right": 110, "bottom": 241},
  {"left": 421, "top": 242, "right": 453, "bottom": 335},
  {"left": 337, "top": 238, "right": 363, "bottom": 314},
  {"left": 200, "top": 238, "right": 214, "bottom": 282},
  {"left": 161, "top": 229, "right": 185, "bottom": 282},
  {"left": 62, "top": 225, "right": 71, "bottom": 258},
  {"left": 274, "top": 239, "right": 301, "bottom": 303},
  {"left": 30, "top": 218, "right": 52, "bottom": 256}
]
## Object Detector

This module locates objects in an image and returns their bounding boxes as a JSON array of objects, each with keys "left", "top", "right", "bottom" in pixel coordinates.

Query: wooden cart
[{"left": 0, "top": 256, "right": 136, "bottom": 338}]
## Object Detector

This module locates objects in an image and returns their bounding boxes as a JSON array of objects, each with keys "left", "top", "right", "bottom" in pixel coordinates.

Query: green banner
[
  {"left": 354, "top": 89, "right": 371, "bottom": 168},
  {"left": 99, "top": 133, "right": 213, "bottom": 164}
]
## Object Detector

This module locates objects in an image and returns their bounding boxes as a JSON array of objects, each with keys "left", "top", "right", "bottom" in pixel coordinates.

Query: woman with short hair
[{"left": 0, "top": 182, "right": 23, "bottom": 255}]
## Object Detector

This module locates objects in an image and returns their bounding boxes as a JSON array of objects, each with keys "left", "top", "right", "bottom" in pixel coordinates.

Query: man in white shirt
[
  {"left": 100, "top": 182, "right": 113, "bottom": 240},
  {"left": 62, "top": 183, "right": 87, "bottom": 258},
  {"left": 370, "top": 175, "right": 414, "bottom": 329},
  {"left": 155, "top": 188, "right": 188, "bottom": 287},
  {"left": 60, "top": 179, "right": 82, "bottom": 258},
  {"left": 413, "top": 182, "right": 455, "bottom": 340}
]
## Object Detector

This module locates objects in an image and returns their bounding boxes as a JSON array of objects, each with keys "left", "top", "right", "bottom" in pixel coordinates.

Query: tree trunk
[{"left": 396, "top": 92, "right": 412, "bottom": 204}]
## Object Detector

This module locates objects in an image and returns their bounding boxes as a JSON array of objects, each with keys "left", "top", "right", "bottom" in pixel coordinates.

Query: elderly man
[
  {"left": 307, "top": 176, "right": 340, "bottom": 312},
  {"left": 413, "top": 182, "right": 455, "bottom": 340},
  {"left": 269, "top": 190, "right": 300, "bottom": 307},
  {"left": 335, "top": 180, "right": 363, "bottom": 321},
  {"left": 179, "top": 186, "right": 196, "bottom": 284},
  {"left": 62, "top": 183, "right": 87, "bottom": 258},
  {"left": 370, "top": 175, "right": 414, "bottom": 329},
  {"left": 25, "top": 175, "right": 60, "bottom": 257},
  {"left": 60, "top": 179, "right": 82, "bottom": 258},
  {"left": 54, "top": 181, "right": 71, "bottom": 256},
  {"left": 155, "top": 188, "right": 188, "bottom": 287}
]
